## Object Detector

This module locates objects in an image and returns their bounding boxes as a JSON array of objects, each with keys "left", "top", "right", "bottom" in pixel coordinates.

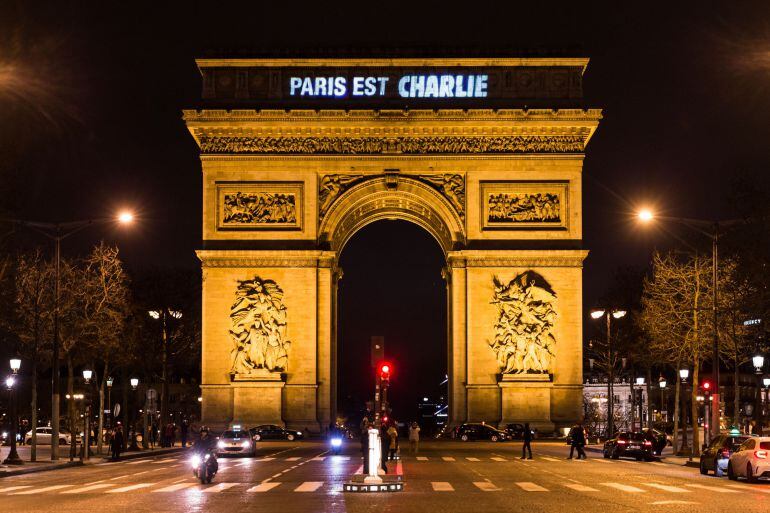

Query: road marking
[
  {"left": 84, "top": 480, "right": 106, "bottom": 485},
  {"left": 153, "top": 458, "right": 177, "bottom": 463},
  {"left": 564, "top": 484, "right": 599, "bottom": 492},
  {"left": 466, "top": 457, "right": 481, "bottom": 461},
  {"left": 0, "top": 486, "right": 32, "bottom": 493},
  {"left": 685, "top": 484, "right": 738, "bottom": 493},
  {"left": 431, "top": 481, "right": 454, "bottom": 491},
  {"left": 107, "top": 483, "right": 153, "bottom": 493},
  {"left": 354, "top": 465, "right": 363, "bottom": 473},
  {"left": 257, "top": 457, "right": 275, "bottom": 462},
  {"left": 416, "top": 456, "right": 428, "bottom": 461},
  {"left": 644, "top": 483, "right": 690, "bottom": 493},
  {"left": 442, "top": 456, "right": 455, "bottom": 461},
  {"left": 592, "top": 459, "right": 612, "bottom": 463},
  {"left": 63, "top": 484, "right": 115, "bottom": 493},
  {"left": 311, "top": 457, "right": 326, "bottom": 461},
  {"left": 126, "top": 460, "right": 148, "bottom": 465},
  {"left": 491, "top": 457, "right": 506, "bottom": 462},
  {"left": 650, "top": 500, "right": 699, "bottom": 505},
  {"left": 601, "top": 483, "right": 646, "bottom": 493},
  {"left": 396, "top": 460, "right": 403, "bottom": 476},
  {"left": 649, "top": 462, "right": 666, "bottom": 466},
  {"left": 202, "top": 483, "right": 238, "bottom": 493},
  {"left": 248, "top": 482, "right": 281, "bottom": 492},
  {"left": 726, "top": 484, "right": 770, "bottom": 493},
  {"left": 286, "top": 457, "right": 301, "bottom": 461},
  {"left": 153, "top": 483, "right": 196, "bottom": 492},
  {"left": 109, "top": 474, "right": 130, "bottom": 480},
  {"left": 13, "top": 485, "right": 74, "bottom": 495},
  {"left": 294, "top": 481, "right": 323, "bottom": 492},
  {"left": 516, "top": 482, "right": 548, "bottom": 492},
  {"left": 540, "top": 456, "right": 560, "bottom": 462},
  {"left": 473, "top": 481, "right": 500, "bottom": 491}
]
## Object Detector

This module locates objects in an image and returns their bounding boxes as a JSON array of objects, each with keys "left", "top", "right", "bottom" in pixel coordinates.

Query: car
[
  {"left": 727, "top": 436, "right": 770, "bottom": 482},
  {"left": 603, "top": 431, "right": 655, "bottom": 461},
  {"left": 250, "top": 424, "right": 304, "bottom": 441},
  {"left": 641, "top": 428, "right": 668, "bottom": 456},
  {"left": 699, "top": 433, "right": 751, "bottom": 476},
  {"left": 456, "top": 423, "right": 510, "bottom": 442},
  {"left": 505, "top": 423, "right": 536, "bottom": 440},
  {"left": 217, "top": 427, "right": 256, "bottom": 457},
  {"left": 23, "top": 427, "right": 78, "bottom": 446}
]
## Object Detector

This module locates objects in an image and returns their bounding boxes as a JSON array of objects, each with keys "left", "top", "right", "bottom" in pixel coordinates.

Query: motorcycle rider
[{"left": 192, "top": 426, "right": 219, "bottom": 473}]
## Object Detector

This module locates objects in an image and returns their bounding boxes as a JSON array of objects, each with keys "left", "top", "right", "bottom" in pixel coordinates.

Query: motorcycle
[
  {"left": 330, "top": 435, "right": 343, "bottom": 455},
  {"left": 191, "top": 450, "right": 218, "bottom": 484}
]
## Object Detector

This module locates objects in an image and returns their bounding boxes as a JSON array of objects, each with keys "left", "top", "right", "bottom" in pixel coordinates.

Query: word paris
[{"left": 289, "top": 74, "right": 489, "bottom": 99}]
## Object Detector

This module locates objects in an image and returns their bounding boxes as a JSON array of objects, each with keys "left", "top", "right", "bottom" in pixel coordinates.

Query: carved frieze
[
  {"left": 229, "top": 276, "right": 291, "bottom": 375},
  {"left": 418, "top": 174, "right": 465, "bottom": 219},
  {"left": 318, "top": 174, "right": 365, "bottom": 218},
  {"left": 199, "top": 135, "right": 585, "bottom": 155},
  {"left": 489, "top": 271, "right": 557, "bottom": 376},
  {"left": 217, "top": 182, "right": 303, "bottom": 230},
  {"left": 480, "top": 182, "right": 568, "bottom": 230}
]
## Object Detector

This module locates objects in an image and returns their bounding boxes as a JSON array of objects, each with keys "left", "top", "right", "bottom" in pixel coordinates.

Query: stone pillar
[
  {"left": 316, "top": 253, "right": 335, "bottom": 431},
  {"left": 447, "top": 253, "right": 467, "bottom": 426}
]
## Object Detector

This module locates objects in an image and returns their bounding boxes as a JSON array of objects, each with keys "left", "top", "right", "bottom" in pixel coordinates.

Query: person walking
[
  {"left": 180, "top": 419, "right": 189, "bottom": 448},
  {"left": 408, "top": 422, "right": 420, "bottom": 454},
  {"left": 110, "top": 424, "right": 125, "bottom": 461},
  {"left": 387, "top": 423, "right": 399, "bottom": 461},
  {"left": 380, "top": 423, "right": 389, "bottom": 473},
  {"left": 521, "top": 422, "right": 533, "bottom": 459},
  {"left": 567, "top": 423, "right": 587, "bottom": 459}
]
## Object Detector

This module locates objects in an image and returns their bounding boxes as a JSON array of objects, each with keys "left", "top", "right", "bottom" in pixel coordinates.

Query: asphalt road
[{"left": 1, "top": 439, "right": 769, "bottom": 513}]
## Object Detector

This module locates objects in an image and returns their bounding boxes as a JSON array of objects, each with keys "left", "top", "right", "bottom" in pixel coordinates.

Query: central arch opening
[{"left": 337, "top": 219, "right": 447, "bottom": 431}]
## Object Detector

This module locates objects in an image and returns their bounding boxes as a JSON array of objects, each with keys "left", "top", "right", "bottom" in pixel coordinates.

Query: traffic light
[
  {"left": 379, "top": 362, "right": 391, "bottom": 384},
  {"left": 702, "top": 381, "right": 711, "bottom": 391}
]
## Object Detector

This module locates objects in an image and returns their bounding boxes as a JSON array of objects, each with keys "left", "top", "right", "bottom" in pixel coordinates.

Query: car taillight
[
  {"left": 718, "top": 449, "right": 731, "bottom": 458},
  {"left": 754, "top": 450, "right": 768, "bottom": 459},
  {"left": 643, "top": 440, "right": 652, "bottom": 446},
  {"left": 617, "top": 440, "right": 626, "bottom": 445}
]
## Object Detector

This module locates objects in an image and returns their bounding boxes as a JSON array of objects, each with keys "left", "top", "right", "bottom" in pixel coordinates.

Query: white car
[
  {"left": 216, "top": 428, "right": 256, "bottom": 457},
  {"left": 23, "top": 427, "right": 77, "bottom": 446},
  {"left": 727, "top": 436, "right": 770, "bottom": 482}
]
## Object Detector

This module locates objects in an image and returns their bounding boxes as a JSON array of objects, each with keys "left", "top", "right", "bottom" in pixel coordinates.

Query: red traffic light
[
  {"left": 702, "top": 381, "right": 711, "bottom": 390},
  {"left": 381, "top": 364, "right": 390, "bottom": 374}
]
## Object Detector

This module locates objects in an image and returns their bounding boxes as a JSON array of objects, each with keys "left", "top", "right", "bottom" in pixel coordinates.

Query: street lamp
[
  {"left": 659, "top": 376, "right": 668, "bottom": 422},
  {"left": 679, "top": 368, "right": 689, "bottom": 383},
  {"left": 82, "top": 369, "right": 93, "bottom": 384},
  {"left": 590, "top": 308, "right": 627, "bottom": 438},
  {"left": 106, "top": 377, "right": 114, "bottom": 429},
  {"left": 3, "top": 360, "right": 22, "bottom": 465},
  {"left": 753, "top": 354, "right": 765, "bottom": 374},
  {"left": 148, "top": 308, "right": 183, "bottom": 444},
  {"left": 130, "top": 378, "right": 139, "bottom": 390},
  {"left": 6, "top": 210, "right": 135, "bottom": 461},
  {"left": 128, "top": 378, "right": 140, "bottom": 451}
]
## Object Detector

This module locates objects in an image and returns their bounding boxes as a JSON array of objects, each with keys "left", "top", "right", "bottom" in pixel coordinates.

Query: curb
[
  {"left": 0, "top": 461, "right": 83, "bottom": 478},
  {"left": 95, "top": 446, "right": 187, "bottom": 463},
  {"left": 0, "top": 447, "right": 186, "bottom": 476}
]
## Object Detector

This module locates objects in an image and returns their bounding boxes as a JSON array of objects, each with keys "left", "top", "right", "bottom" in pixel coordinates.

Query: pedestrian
[
  {"left": 380, "top": 423, "right": 389, "bottom": 473},
  {"left": 180, "top": 419, "right": 189, "bottom": 448},
  {"left": 567, "top": 423, "right": 587, "bottom": 459},
  {"left": 521, "top": 422, "right": 533, "bottom": 459},
  {"left": 111, "top": 423, "right": 125, "bottom": 461},
  {"left": 165, "top": 422, "right": 176, "bottom": 447},
  {"left": 408, "top": 422, "right": 420, "bottom": 454},
  {"left": 387, "top": 423, "right": 399, "bottom": 461}
]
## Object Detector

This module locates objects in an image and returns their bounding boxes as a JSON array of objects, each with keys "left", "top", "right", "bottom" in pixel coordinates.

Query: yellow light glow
[
  {"left": 637, "top": 209, "right": 653, "bottom": 222},
  {"left": 117, "top": 211, "right": 134, "bottom": 224}
]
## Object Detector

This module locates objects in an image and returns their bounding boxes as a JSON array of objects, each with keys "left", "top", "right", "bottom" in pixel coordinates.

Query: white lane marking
[
  {"left": 109, "top": 474, "right": 130, "bottom": 480},
  {"left": 516, "top": 482, "right": 548, "bottom": 492},
  {"left": 285, "top": 457, "right": 301, "bottom": 461},
  {"left": 726, "top": 484, "right": 770, "bottom": 493},
  {"left": 644, "top": 483, "right": 690, "bottom": 493},
  {"left": 257, "top": 457, "right": 275, "bottom": 462},
  {"left": 153, "top": 483, "right": 196, "bottom": 492},
  {"left": 564, "top": 484, "right": 599, "bottom": 492},
  {"left": 62, "top": 484, "right": 115, "bottom": 493},
  {"left": 540, "top": 456, "right": 560, "bottom": 462},
  {"left": 650, "top": 501, "right": 699, "bottom": 505},
  {"left": 442, "top": 457, "right": 455, "bottom": 462},
  {"left": 354, "top": 465, "right": 363, "bottom": 474},
  {"left": 473, "top": 481, "right": 500, "bottom": 491},
  {"left": 416, "top": 456, "right": 428, "bottom": 461},
  {"left": 650, "top": 462, "right": 666, "bottom": 466},
  {"left": 491, "top": 457, "right": 506, "bottom": 462},
  {"left": 107, "top": 483, "right": 153, "bottom": 493},
  {"left": 600, "top": 483, "right": 645, "bottom": 493},
  {"left": 13, "top": 485, "right": 74, "bottom": 495},
  {"left": 153, "top": 458, "right": 177, "bottom": 463},
  {"left": 431, "top": 481, "right": 454, "bottom": 491},
  {"left": 466, "top": 457, "right": 481, "bottom": 462},
  {"left": 83, "top": 480, "right": 106, "bottom": 486},
  {"left": 294, "top": 481, "right": 323, "bottom": 492},
  {"left": 248, "top": 482, "right": 281, "bottom": 492},
  {"left": 0, "top": 486, "right": 32, "bottom": 493},
  {"left": 331, "top": 455, "right": 350, "bottom": 460},
  {"left": 311, "top": 457, "right": 326, "bottom": 461},
  {"left": 685, "top": 484, "right": 738, "bottom": 493},
  {"left": 125, "top": 460, "right": 148, "bottom": 465},
  {"left": 592, "top": 459, "right": 613, "bottom": 463},
  {"left": 202, "top": 482, "right": 238, "bottom": 493}
]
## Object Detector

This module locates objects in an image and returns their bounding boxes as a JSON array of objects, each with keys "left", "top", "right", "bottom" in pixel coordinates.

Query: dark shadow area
[{"left": 337, "top": 220, "right": 446, "bottom": 424}]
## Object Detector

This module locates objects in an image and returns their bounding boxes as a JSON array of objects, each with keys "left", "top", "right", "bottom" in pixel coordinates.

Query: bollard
[{"left": 364, "top": 428, "right": 383, "bottom": 483}]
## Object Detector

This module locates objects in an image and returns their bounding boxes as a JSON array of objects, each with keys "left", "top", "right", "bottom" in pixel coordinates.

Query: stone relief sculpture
[
  {"left": 419, "top": 174, "right": 465, "bottom": 219},
  {"left": 487, "top": 193, "right": 560, "bottom": 223},
  {"left": 489, "top": 271, "right": 557, "bottom": 375},
  {"left": 223, "top": 192, "right": 297, "bottom": 225},
  {"left": 229, "top": 276, "right": 291, "bottom": 375},
  {"left": 318, "top": 174, "right": 364, "bottom": 217}
]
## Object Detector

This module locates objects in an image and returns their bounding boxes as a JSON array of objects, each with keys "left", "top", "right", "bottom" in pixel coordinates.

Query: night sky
[{"left": 2, "top": 1, "right": 770, "bottom": 419}]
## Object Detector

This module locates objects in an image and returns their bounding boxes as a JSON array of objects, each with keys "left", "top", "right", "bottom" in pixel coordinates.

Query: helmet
[{"left": 200, "top": 426, "right": 209, "bottom": 434}]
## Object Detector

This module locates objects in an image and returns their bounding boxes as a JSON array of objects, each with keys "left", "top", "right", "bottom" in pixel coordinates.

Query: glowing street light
[
  {"left": 590, "top": 309, "right": 605, "bottom": 319},
  {"left": 636, "top": 377, "right": 645, "bottom": 386},
  {"left": 590, "top": 308, "right": 627, "bottom": 437},
  {"left": 679, "top": 368, "right": 689, "bottom": 383},
  {"left": 82, "top": 369, "right": 93, "bottom": 384},
  {"left": 117, "top": 211, "right": 134, "bottom": 224},
  {"left": 130, "top": 378, "right": 139, "bottom": 390},
  {"left": 753, "top": 354, "right": 765, "bottom": 374},
  {"left": 10, "top": 358, "right": 20, "bottom": 374},
  {"left": 637, "top": 209, "right": 654, "bottom": 223}
]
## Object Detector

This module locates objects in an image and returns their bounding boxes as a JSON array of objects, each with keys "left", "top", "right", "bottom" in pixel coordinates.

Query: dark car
[
  {"left": 699, "top": 434, "right": 751, "bottom": 477},
  {"left": 456, "top": 423, "right": 509, "bottom": 442},
  {"left": 505, "top": 423, "right": 536, "bottom": 440},
  {"left": 641, "top": 428, "right": 668, "bottom": 456},
  {"left": 250, "top": 424, "right": 304, "bottom": 441},
  {"left": 603, "top": 432, "right": 655, "bottom": 461}
]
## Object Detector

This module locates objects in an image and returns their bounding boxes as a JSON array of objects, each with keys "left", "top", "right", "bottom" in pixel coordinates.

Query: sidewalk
[
  {"left": 584, "top": 444, "right": 700, "bottom": 468},
  {"left": 0, "top": 444, "right": 187, "bottom": 477}
]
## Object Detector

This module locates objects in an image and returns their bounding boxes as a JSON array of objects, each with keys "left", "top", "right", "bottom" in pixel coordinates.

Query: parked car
[
  {"left": 217, "top": 427, "right": 256, "bottom": 457},
  {"left": 23, "top": 427, "right": 78, "bottom": 446},
  {"left": 727, "top": 436, "right": 770, "bottom": 482},
  {"left": 699, "top": 434, "right": 751, "bottom": 476},
  {"left": 505, "top": 423, "right": 536, "bottom": 440},
  {"left": 250, "top": 424, "right": 304, "bottom": 441},
  {"left": 603, "top": 431, "right": 655, "bottom": 461},
  {"left": 456, "top": 423, "right": 510, "bottom": 442},
  {"left": 641, "top": 428, "right": 668, "bottom": 456}
]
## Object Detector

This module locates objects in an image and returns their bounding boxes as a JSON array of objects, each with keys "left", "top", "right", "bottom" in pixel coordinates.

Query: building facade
[{"left": 185, "top": 57, "right": 601, "bottom": 432}]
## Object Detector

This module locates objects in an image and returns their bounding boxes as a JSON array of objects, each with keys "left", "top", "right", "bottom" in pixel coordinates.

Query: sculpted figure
[
  {"left": 489, "top": 271, "right": 557, "bottom": 375},
  {"left": 419, "top": 174, "right": 465, "bottom": 217},
  {"left": 319, "top": 174, "right": 364, "bottom": 217}
]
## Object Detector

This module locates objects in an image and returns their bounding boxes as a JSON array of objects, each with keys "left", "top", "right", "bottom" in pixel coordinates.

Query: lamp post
[
  {"left": 763, "top": 377, "right": 770, "bottom": 425},
  {"left": 3, "top": 359, "right": 23, "bottom": 465},
  {"left": 753, "top": 355, "right": 765, "bottom": 432},
  {"left": 82, "top": 370, "right": 93, "bottom": 460},
  {"left": 148, "top": 308, "right": 182, "bottom": 443},
  {"left": 106, "top": 377, "right": 114, "bottom": 430},
  {"left": 679, "top": 368, "right": 690, "bottom": 455},
  {"left": 590, "top": 308, "right": 627, "bottom": 438},
  {"left": 637, "top": 211, "right": 744, "bottom": 441},
  {"left": 7, "top": 211, "right": 134, "bottom": 461},
  {"left": 659, "top": 377, "right": 667, "bottom": 422},
  {"left": 636, "top": 377, "right": 646, "bottom": 430},
  {"left": 128, "top": 378, "right": 140, "bottom": 451}
]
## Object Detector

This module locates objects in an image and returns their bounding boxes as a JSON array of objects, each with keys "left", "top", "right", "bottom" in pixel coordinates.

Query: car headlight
[
  {"left": 217, "top": 441, "right": 226, "bottom": 449},
  {"left": 297, "top": 432, "right": 302, "bottom": 436},
  {"left": 204, "top": 453, "right": 210, "bottom": 460},
  {"left": 331, "top": 437, "right": 342, "bottom": 447},
  {"left": 190, "top": 455, "right": 201, "bottom": 467},
  {"left": 241, "top": 440, "right": 250, "bottom": 448}
]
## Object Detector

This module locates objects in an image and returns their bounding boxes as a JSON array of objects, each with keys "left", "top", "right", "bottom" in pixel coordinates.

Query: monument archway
[{"left": 188, "top": 57, "right": 600, "bottom": 433}]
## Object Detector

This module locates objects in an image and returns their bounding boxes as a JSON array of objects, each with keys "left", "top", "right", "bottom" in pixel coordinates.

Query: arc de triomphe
[{"left": 185, "top": 57, "right": 600, "bottom": 432}]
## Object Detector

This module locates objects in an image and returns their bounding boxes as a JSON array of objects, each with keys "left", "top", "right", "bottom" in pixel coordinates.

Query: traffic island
[{"left": 343, "top": 474, "right": 404, "bottom": 493}]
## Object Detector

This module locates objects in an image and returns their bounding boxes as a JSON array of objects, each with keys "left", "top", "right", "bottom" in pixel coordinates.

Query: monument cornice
[
  {"left": 196, "top": 57, "right": 590, "bottom": 69},
  {"left": 447, "top": 249, "right": 589, "bottom": 268},
  {"left": 196, "top": 250, "right": 336, "bottom": 268}
]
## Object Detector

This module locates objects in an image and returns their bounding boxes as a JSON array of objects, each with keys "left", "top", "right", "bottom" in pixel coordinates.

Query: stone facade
[{"left": 186, "top": 58, "right": 601, "bottom": 433}]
